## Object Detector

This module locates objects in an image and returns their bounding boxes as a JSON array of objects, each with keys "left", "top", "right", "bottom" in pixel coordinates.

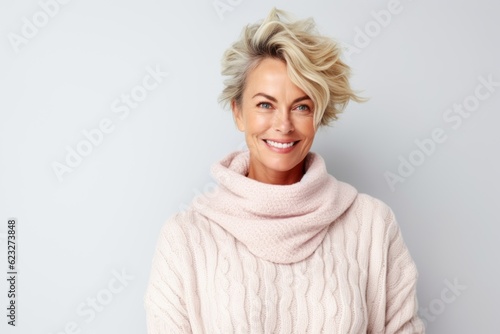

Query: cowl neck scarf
[{"left": 191, "top": 150, "right": 358, "bottom": 264}]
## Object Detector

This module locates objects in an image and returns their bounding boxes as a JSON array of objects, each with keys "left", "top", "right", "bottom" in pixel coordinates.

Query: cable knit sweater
[{"left": 144, "top": 150, "right": 424, "bottom": 333}]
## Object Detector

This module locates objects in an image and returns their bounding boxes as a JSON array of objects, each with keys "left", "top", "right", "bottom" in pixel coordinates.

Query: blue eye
[
  {"left": 296, "top": 105, "right": 310, "bottom": 111},
  {"left": 258, "top": 102, "right": 272, "bottom": 109}
]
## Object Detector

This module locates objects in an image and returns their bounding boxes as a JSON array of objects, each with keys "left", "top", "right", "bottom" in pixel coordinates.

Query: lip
[
  {"left": 264, "top": 139, "right": 298, "bottom": 143},
  {"left": 263, "top": 139, "right": 300, "bottom": 153}
]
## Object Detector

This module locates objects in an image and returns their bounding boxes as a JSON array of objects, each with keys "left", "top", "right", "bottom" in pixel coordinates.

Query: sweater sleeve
[
  {"left": 144, "top": 217, "right": 193, "bottom": 333},
  {"left": 383, "top": 208, "right": 425, "bottom": 334}
]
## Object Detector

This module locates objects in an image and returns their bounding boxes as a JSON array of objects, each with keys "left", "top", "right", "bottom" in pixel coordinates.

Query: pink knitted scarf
[{"left": 192, "top": 150, "right": 358, "bottom": 264}]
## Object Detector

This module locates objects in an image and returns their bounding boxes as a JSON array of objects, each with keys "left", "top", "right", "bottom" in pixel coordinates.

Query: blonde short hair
[{"left": 219, "top": 8, "right": 364, "bottom": 128}]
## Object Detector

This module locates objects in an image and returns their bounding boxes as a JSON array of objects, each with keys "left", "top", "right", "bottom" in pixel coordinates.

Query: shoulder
[
  {"left": 155, "top": 210, "right": 197, "bottom": 253},
  {"left": 156, "top": 209, "right": 224, "bottom": 253},
  {"left": 349, "top": 192, "right": 396, "bottom": 223},
  {"left": 337, "top": 192, "right": 401, "bottom": 243},
  {"left": 158, "top": 208, "right": 201, "bottom": 236},
  {"left": 348, "top": 194, "right": 415, "bottom": 261}
]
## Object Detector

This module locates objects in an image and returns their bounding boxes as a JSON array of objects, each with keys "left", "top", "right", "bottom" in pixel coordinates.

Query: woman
[{"left": 144, "top": 8, "right": 424, "bottom": 333}]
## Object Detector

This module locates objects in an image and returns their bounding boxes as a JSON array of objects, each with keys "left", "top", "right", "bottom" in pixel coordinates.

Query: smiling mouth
[{"left": 264, "top": 139, "right": 299, "bottom": 149}]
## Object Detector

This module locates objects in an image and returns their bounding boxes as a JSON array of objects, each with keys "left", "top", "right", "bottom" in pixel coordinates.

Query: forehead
[{"left": 244, "top": 58, "right": 308, "bottom": 98}]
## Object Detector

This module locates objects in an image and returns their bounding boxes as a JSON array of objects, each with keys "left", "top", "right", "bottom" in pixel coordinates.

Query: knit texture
[{"left": 144, "top": 150, "right": 425, "bottom": 333}]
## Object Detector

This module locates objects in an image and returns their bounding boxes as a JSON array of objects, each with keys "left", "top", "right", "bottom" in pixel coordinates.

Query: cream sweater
[{"left": 144, "top": 151, "right": 424, "bottom": 333}]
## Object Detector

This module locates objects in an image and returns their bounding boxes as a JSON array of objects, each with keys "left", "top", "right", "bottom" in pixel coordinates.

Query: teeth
[{"left": 266, "top": 140, "right": 295, "bottom": 149}]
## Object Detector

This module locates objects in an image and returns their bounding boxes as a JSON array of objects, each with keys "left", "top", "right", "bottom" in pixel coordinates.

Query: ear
[{"left": 231, "top": 100, "right": 245, "bottom": 132}]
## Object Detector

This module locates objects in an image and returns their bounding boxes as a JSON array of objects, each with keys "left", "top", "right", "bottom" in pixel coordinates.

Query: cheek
[
  {"left": 295, "top": 118, "right": 316, "bottom": 136},
  {"left": 244, "top": 114, "right": 271, "bottom": 134}
]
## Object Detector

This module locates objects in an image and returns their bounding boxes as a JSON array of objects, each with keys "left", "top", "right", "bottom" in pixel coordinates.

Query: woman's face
[{"left": 232, "top": 57, "right": 317, "bottom": 185}]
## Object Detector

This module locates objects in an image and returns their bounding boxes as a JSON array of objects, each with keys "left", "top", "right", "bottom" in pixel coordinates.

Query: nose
[{"left": 273, "top": 109, "right": 294, "bottom": 134}]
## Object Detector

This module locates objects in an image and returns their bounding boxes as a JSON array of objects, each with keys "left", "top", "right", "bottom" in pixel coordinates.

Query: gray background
[{"left": 1, "top": 0, "right": 498, "bottom": 333}]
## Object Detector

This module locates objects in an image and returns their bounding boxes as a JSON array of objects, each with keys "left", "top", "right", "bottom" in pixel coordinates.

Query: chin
[{"left": 263, "top": 156, "right": 302, "bottom": 172}]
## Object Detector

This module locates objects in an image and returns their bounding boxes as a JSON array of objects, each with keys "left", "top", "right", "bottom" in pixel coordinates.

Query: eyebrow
[{"left": 252, "top": 93, "right": 311, "bottom": 104}]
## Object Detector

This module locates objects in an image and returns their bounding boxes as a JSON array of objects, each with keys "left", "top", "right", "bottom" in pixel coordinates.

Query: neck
[{"left": 246, "top": 158, "right": 306, "bottom": 185}]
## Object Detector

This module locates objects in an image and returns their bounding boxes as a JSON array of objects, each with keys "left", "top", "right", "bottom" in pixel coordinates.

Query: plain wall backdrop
[{"left": 1, "top": 0, "right": 499, "bottom": 333}]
